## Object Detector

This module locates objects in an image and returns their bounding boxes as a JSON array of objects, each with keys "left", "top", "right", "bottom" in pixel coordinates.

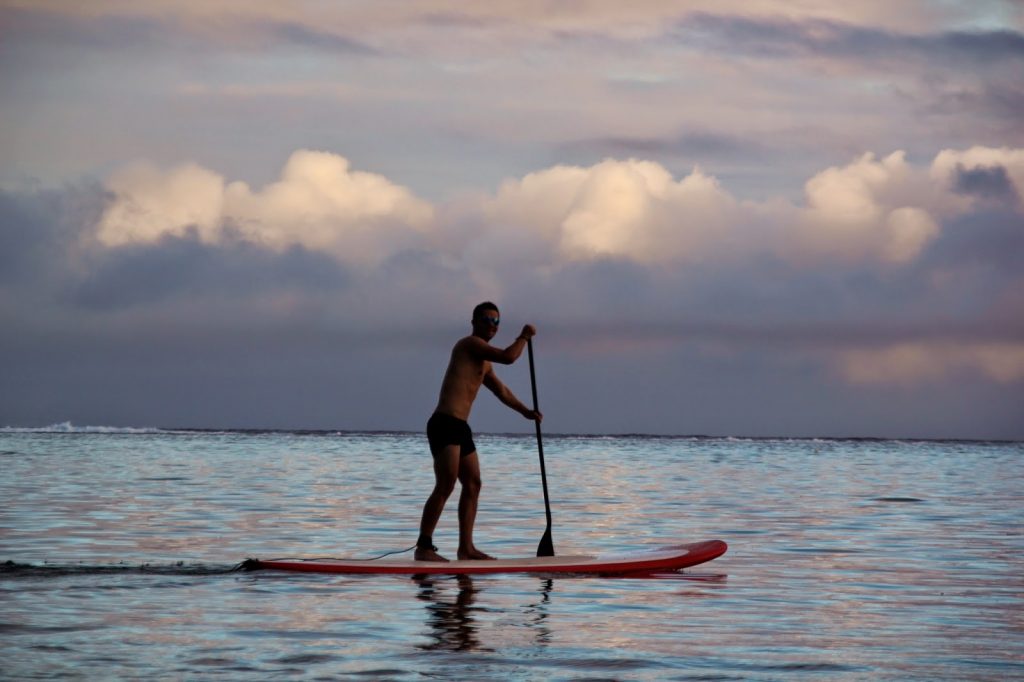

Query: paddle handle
[{"left": 528, "top": 338, "right": 554, "bottom": 556}]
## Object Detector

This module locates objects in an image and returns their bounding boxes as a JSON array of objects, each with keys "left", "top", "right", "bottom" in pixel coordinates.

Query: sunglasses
[{"left": 478, "top": 316, "right": 500, "bottom": 326}]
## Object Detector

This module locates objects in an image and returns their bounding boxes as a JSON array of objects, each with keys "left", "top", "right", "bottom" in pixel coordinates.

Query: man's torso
[{"left": 434, "top": 336, "right": 491, "bottom": 421}]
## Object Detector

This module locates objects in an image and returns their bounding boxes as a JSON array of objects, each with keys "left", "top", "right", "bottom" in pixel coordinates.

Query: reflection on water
[
  {"left": 416, "top": 574, "right": 485, "bottom": 652},
  {"left": 2, "top": 431, "right": 1022, "bottom": 679},
  {"left": 528, "top": 578, "right": 554, "bottom": 646},
  {"left": 414, "top": 574, "right": 554, "bottom": 653}
]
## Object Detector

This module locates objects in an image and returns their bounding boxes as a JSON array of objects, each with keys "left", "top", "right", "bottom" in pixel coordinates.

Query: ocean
[{"left": 2, "top": 426, "right": 1022, "bottom": 680}]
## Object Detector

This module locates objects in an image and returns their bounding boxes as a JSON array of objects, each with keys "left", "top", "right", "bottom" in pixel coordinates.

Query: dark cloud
[
  {"left": 980, "top": 83, "right": 1024, "bottom": 121},
  {"left": 0, "top": 183, "right": 105, "bottom": 287},
  {"left": 938, "top": 28, "right": 1024, "bottom": 64},
  {"left": 522, "top": 340, "right": 1024, "bottom": 440},
  {"left": 67, "top": 235, "right": 351, "bottom": 311},
  {"left": 0, "top": 187, "right": 62, "bottom": 285},
  {"left": 262, "top": 21, "right": 379, "bottom": 55},
  {"left": 0, "top": 7, "right": 205, "bottom": 55},
  {"left": 0, "top": 7, "right": 377, "bottom": 57},
  {"left": 924, "top": 207, "right": 1024, "bottom": 279},
  {"left": 674, "top": 14, "right": 1024, "bottom": 66},
  {"left": 502, "top": 257, "right": 655, "bottom": 322},
  {"left": 565, "top": 129, "right": 765, "bottom": 161},
  {"left": 923, "top": 82, "right": 1024, "bottom": 136},
  {"left": 953, "top": 164, "right": 1020, "bottom": 204},
  {"left": 513, "top": 247, "right": 1019, "bottom": 351}
]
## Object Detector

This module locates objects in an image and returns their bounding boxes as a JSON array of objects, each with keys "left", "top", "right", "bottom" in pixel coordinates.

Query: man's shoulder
[
  {"left": 454, "top": 334, "right": 488, "bottom": 351},
  {"left": 453, "top": 335, "right": 493, "bottom": 366}
]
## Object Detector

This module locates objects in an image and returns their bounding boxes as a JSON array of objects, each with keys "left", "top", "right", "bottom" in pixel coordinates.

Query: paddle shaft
[{"left": 527, "top": 338, "right": 555, "bottom": 557}]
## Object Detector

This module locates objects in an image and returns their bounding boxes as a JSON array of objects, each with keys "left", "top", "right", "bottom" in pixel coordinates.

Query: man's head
[{"left": 471, "top": 301, "right": 500, "bottom": 340}]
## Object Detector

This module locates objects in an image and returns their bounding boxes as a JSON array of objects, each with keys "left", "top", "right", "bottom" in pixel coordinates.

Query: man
[{"left": 415, "top": 301, "right": 542, "bottom": 562}]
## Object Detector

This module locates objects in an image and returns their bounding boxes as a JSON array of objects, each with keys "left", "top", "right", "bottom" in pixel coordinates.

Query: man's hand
[
  {"left": 519, "top": 325, "right": 536, "bottom": 340},
  {"left": 522, "top": 409, "right": 543, "bottom": 423}
]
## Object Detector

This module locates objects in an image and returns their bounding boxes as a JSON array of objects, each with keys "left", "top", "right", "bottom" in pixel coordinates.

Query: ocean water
[{"left": 1, "top": 427, "right": 1022, "bottom": 680}]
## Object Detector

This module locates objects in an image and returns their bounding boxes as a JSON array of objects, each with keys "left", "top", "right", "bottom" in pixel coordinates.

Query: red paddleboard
[{"left": 249, "top": 540, "right": 726, "bottom": 576}]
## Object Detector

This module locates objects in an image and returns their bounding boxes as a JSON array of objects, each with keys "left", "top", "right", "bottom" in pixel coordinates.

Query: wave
[
  {"left": 1, "top": 559, "right": 247, "bottom": 577},
  {"left": 1, "top": 424, "right": 1018, "bottom": 445},
  {"left": 0, "top": 422, "right": 169, "bottom": 434}
]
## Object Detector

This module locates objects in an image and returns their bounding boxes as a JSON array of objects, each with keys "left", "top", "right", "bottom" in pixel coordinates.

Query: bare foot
[
  {"left": 457, "top": 547, "right": 497, "bottom": 560},
  {"left": 414, "top": 547, "right": 449, "bottom": 562}
]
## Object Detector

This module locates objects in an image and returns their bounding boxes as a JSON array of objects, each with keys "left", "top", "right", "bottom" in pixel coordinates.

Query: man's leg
[
  {"left": 457, "top": 451, "right": 495, "bottom": 560},
  {"left": 416, "top": 444, "right": 459, "bottom": 562}
]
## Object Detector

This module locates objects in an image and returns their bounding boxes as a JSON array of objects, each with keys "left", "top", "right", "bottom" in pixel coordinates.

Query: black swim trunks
[{"left": 426, "top": 413, "right": 477, "bottom": 458}]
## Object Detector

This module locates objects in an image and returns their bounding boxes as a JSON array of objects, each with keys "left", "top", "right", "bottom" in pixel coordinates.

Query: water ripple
[{"left": 2, "top": 431, "right": 1021, "bottom": 680}]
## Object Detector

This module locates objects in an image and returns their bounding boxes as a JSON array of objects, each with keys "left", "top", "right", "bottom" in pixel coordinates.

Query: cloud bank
[
  {"left": 16, "top": 147, "right": 1014, "bottom": 389},
  {"left": 96, "top": 145, "right": 1022, "bottom": 270}
]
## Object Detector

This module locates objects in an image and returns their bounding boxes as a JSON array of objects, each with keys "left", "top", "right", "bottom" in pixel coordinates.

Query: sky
[{"left": 2, "top": 1, "right": 1023, "bottom": 439}]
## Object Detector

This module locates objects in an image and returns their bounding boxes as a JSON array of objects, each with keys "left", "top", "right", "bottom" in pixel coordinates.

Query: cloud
[
  {"left": 838, "top": 342, "right": 1024, "bottom": 385},
  {"left": 69, "top": 236, "right": 350, "bottom": 311},
  {"left": 97, "top": 162, "right": 226, "bottom": 245},
  {"left": 675, "top": 14, "right": 1024, "bottom": 66},
  {"left": 463, "top": 159, "right": 739, "bottom": 265},
  {"left": 930, "top": 146, "right": 1024, "bottom": 207},
  {"left": 97, "top": 150, "right": 434, "bottom": 266},
  {"left": 0, "top": 4, "right": 378, "bottom": 55},
  {"left": 458, "top": 150, "right": 965, "bottom": 268},
  {"left": 5, "top": 1, "right": 1019, "bottom": 207},
  {"left": 257, "top": 20, "right": 379, "bottom": 55},
  {"left": 95, "top": 145, "right": 1023, "bottom": 276},
  {"left": 0, "top": 181, "right": 106, "bottom": 291},
  {"left": 563, "top": 128, "right": 770, "bottom": 163},
  {"left": 12, "top": 3, "right": 1014, "bottom": 45},
  {"left": 795, "top": 151, "right": 943, "bottom": 264},
  {"left": 17, "top": 144, "right": 1018, "bottom": 394},
  {"left": 952, "top": 164, "right": 1020, "bottom": 203}
]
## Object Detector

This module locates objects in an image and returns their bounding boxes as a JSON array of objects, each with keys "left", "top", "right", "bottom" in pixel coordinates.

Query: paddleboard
[{"left": 248, "top": 539, "right": 726, "bottom": 576}]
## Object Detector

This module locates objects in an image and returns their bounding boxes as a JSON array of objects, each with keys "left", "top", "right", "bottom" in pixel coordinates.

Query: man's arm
[
  {"left": 465, "top": 325, "right": 535, "bottom": 365},
  {"left": 483, "top": 369, "right": 542, "bottom": 421}
]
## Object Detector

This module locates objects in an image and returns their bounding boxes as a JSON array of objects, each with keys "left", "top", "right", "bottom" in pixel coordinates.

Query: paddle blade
[{"left": 537, "top": 528, "right": 554, "bottom": 557}]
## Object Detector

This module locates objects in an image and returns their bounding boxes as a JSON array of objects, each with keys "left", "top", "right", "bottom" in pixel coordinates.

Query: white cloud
[
  {"left": 96, "top": 146, "right": 1021, "bottom": 274},
  {"left": 97, "top": 150, "right": 433, "bottom": 266},
  {"left": 466, "top": 159, "right": 738, "bottom": 265},
  {"left": 561, "top": 160, "right": 738, "bottom": 263},
  {"left": 97, "top": 162, "right": 226, "bottom": 245},
  {"left": 881, "top": 207, "right": 940, "bottom": 263},
  {"left": 461, "top": 152, "right": 955, "bottom": 267},
  {"left": 224, "top": 150, "right": 433, "bottom": 262},
  {"left": 794, "top": 151, "right": 941, "bottom": 264}
]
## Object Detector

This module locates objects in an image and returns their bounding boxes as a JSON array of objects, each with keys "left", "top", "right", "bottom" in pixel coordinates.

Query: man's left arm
[{"left": 483, "top": 369, "right": 542, "bottom": 421}]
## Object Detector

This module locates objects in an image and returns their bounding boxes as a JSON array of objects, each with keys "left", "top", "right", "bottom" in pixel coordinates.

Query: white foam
[{"left": 0, "top": 421, "right": 167, "bottom": 434}]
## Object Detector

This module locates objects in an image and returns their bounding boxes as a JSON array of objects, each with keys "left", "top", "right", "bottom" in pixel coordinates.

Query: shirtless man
[{"left": 415, "top": 302, "right": 541, "bottom": 562}]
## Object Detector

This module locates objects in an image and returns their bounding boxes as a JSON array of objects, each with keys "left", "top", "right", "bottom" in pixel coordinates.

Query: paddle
[{"left": 527, "top": 338, "right": 555, "bottom": 557}]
